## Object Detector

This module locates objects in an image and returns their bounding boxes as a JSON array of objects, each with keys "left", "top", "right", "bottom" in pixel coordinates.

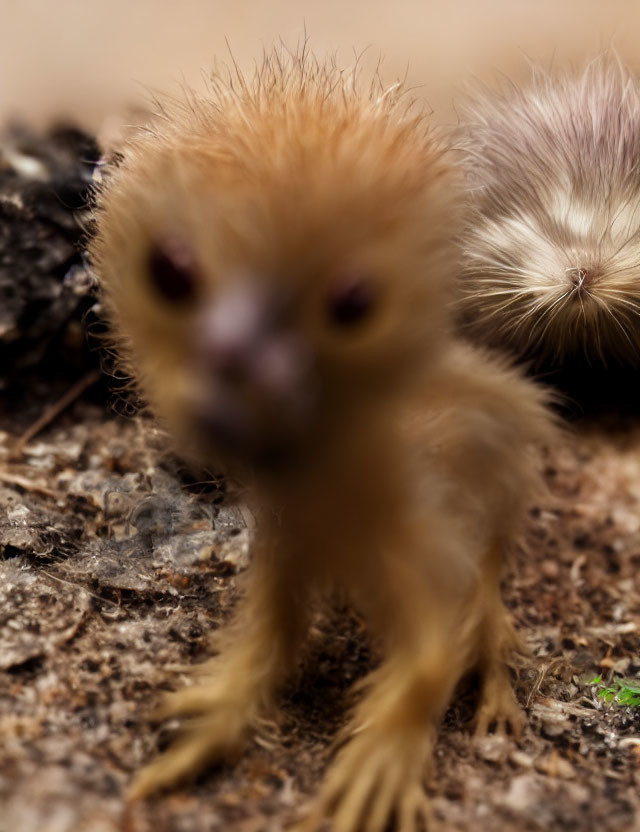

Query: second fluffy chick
[
  {"left": 91, "top": 49, "right": 555, "bottom": 832},
  {"left": 457, "top": 53, "right": 640, "bottom": 368}
]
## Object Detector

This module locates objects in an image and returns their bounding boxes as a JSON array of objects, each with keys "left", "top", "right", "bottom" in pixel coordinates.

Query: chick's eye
[
  {"left": 326, "top": 274, "right": 376, "bottom": 328},
  {"left": 147, "top": 239, "right": 198, "bottom": 304}
]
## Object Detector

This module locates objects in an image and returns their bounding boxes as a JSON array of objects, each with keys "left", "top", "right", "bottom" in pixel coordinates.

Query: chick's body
[{"left": 92, "top": 50, "right": 554, "bottom": 831}]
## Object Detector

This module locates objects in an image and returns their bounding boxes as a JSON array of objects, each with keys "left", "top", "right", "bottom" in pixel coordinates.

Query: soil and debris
[
  {"left": 1, "top": 403, "right": 639, "bottom": 832},
  {"left": 0, "top": 128, "right": 639, "bottom": 832},
  {"left": 0, "top": 124, "right": 102, "bottom": 418}
]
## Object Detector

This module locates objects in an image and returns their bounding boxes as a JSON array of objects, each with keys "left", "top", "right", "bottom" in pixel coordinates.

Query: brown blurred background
[{"left": 1, "top": 0, "right": 639, "bottom": 133}]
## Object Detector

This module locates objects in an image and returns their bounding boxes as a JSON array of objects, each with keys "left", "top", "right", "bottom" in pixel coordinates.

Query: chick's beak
[{"left": 191, "top": 283, "right": 315, "bottom": 454}]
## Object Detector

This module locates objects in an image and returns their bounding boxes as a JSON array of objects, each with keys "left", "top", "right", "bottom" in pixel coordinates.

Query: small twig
[
  {"left": 0, "top": 471, "right": 62, "bottom": 499},
  {"left": 526, "top": 657, "right": 563, "bottom": 709},
  {"left": 53, "top": 607, "right": 90, "bottom": 648},
  {"left": 11, "top": 368, "right": 101, "bottom": 457},
  {"left": 37, "top": 568, "right": 119, "bottom": 608}
]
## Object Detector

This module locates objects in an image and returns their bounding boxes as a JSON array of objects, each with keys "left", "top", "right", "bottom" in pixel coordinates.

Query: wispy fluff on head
[{"left": 457, "top": 52, "right": 640, "bottom": 367}]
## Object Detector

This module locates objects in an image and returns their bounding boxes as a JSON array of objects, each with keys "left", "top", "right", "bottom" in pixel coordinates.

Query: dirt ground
[{"left": 0, "top": 385, "right": 639, "bottom": 832}]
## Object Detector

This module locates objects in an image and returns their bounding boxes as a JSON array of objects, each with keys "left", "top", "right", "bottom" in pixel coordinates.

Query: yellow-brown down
[{"left": 91, "top": 48, "right": 556, "bottom": 832}]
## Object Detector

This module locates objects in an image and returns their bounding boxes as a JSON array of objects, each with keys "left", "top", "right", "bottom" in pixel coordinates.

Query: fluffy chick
[
  {"left": 456, "top": 52, "right": 640, "bottom": 369},
  {"left": 91, "top": 48, "right": 555, "bottom": 832}
]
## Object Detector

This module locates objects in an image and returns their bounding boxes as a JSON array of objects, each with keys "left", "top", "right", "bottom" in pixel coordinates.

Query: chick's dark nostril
[
  {"left": 566, "top": 267, "right": 590, "bottom": 289},
  {"left": 196, "top": 322, "right": 255, "bottom": 382},
  {"left": 210, "top": 342, "right": 252, "bottom": 382}
]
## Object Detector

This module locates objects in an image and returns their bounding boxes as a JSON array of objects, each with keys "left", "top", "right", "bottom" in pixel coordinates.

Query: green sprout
[{"left": 589, "top": 675, "right": 640, "bottom": 707}]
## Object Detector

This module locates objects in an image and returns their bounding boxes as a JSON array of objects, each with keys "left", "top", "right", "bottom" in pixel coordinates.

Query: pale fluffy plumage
[
  {"left": 457, "top": 53, "right": 640, "bottom": 367},
  {"left": 91, "top": 48, "right": 555, "bottom": 832}
]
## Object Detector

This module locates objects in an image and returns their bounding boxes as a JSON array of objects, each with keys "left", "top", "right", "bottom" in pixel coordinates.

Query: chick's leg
[
  {"left": 298, "top": 554, "right": 473, "bottom": 832},
  {"left": 474, "top": 544, "right": 524, "bottom": 737},
  {"left": 130, "top": 551, "right": 308, "bottom": 799},
  {"left": 298, "top": 645, "right": 461, "bottom": 832}
]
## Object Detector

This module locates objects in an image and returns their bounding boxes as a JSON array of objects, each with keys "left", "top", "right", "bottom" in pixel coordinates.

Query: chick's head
[{"left": 92, "top": 70, "right": 457, "bottom": 470}]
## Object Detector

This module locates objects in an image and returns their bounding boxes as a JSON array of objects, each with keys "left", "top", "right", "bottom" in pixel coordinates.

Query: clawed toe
[
  {"left": 128, "top": 732, "right": 219, "bottom": 800},
  {"left": 129, "top": 696, "right": 252, "bottom": 800},
  {"left": 398, "top": 783, "right": 432, "bottom": 831},
  {"left": 292, "top": 729, "right": 432, "bottom": 832},
  {"left": 154, "top": 683, "right": 226, "bottom": 720},
  {"left": 474, "top": 698, "right": 524, "bottom": 739},
  {"left": 474, "top": 661, "right": 525, "bottom": 740}
]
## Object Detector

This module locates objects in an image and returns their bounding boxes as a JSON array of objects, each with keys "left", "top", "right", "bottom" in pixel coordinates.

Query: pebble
[{"left": 541, "top": 559, "right": 560, "bottom": 579}]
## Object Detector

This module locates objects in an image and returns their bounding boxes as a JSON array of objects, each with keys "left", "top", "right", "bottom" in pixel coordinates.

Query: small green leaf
[{"left": 590, "top": 673, "right": 640, "bottom": 708}]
